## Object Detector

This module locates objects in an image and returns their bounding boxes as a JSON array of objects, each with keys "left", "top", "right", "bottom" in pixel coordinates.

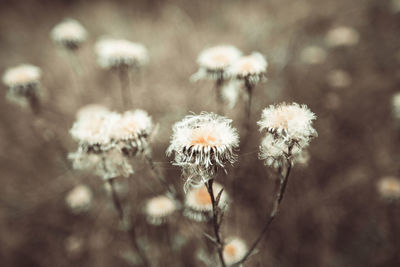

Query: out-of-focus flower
[
  {"left": 2, "top": 64, "right": 42, "bottom": 111},
  {"left": 377, "top": 176, "right": 400, "bottom": 201},
  {"left": 111, "top": 109, "right": 153, "bottom": 156},
  {"left": 228, "top": 52, "right": 267, "bottom": 86},
  {"left": 326, "top": 69, "right": 351, "bottom": 88},
  {"left": 191, "top": 45, "right": 242, "bottom": 81},
  {"left": 65, "top": 184, "right": 93, "bottom": 213},
  {"left": 144, "top": 195, "right": 177, "bottom": 225},
  {"left": 222, "top": 237, "right": 247, "bottom": 266},
  {"left": 184, "top": 182, "right": 228, "bottom": 221},
  {"left": 95, "top": 38, "right": 148, "bottom": 69},
  {"left": 326, "top": 26, "right": 359, "bottom": 47},
  {"left": 51, "top": 18, "right": 88, "bottom": 50},
  {"left": 76, "top": 104, "right": 110, "bottom": 120},
  {"left": 300, "top": 46, "right": 327, "bottom": 65},
  {"left": 64, "top": 235, "right": 85, "bottom": 256},
  {"left": 258, "top": 103, "right": 317, "bottom": 168},
  {"left": 167, "top": 113, "right": 239, "bottom": 190}
]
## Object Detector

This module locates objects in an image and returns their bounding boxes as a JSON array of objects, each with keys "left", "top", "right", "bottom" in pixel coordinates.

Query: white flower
[
  {"left": 300, "top": 46, "right": 327, "bottom": 65},
  {"left": 65, "top": 184, "right": 93, "bottom": 213},
  {"left": 76, "top": 104, "right": 110, "bottom": 120},
  {"left": 95, "top": 38, "right": 148, "bottom": 69},
  {"left": 184, "top": 182, "right": 228, "bottom": 222},
  {"left": 222, "top": 237, "right": 247, "bottom": 266},
  {"left": 191, "top": 45, "right": 242, "bottom": 81},
  {"left": 377, "top": 176, "right": 400, "bottom": 201},
  {"left": 2, "top": 64, "right": 41, "bottom": 88},
  {"left": 111, "top": 109, "right": 153, "bottom": 156},
  {"left": 258, "top": 103, "right": 317, "bottom": 145},
  {"left": 228, "top": 52, "right": 267, "bottom": 85},
  {"left": 167, "top": 113, "right": 239, "bottom": 190},
  {"left": 326, "top": 26, "right": 359, "bottom": 47},
  {"left": 144, "top": 195, "right": 177, "bottom": 225},
  {"left": 51, "top": 18, "right": 87, "bottom": 50}
]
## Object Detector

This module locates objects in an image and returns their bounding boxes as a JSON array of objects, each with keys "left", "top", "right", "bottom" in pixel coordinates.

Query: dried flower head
[
  {"left": 51, "top": 18, "right": 88, "bottom": 50},
  {"left": 65, "top": 184, "right": 93, "bottom": 213},
  {"left": 144, "top": 195, "right": 177, "bottom": 225},
  {"left": 258, "top": 103, "right": 317, "bottom": 168},
  {"left": 184, "top": 182, "right": 228, "bottom": 221},
  {"left": 95, "top": 38, "right": 148, "bottom": 69},
  {"left": 191, "top": 45, "right": 242, "bottom": 81},
  {"left": 111, "top": 109, "right": 153, "bottom": 156},
  {"left": 326, "top": 26, "right": 359, "bottom": 47},
  {"left": 228, "top": 52, "right": 267, "bottom": 86},
  {"left": 221, "top": 80, "right": 241, "bottom": 109},
  {"left": 167, "top": 113, "right": 239, "bottom": 190},
  {"left": 377, "top": 176, "right": 400, "bottom": 201},
  {"left": 222, "top": 237, "right": 248, "bottom": 266}
]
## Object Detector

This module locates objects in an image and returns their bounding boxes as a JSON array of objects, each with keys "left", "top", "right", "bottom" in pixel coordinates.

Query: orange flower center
[
  {"left": 240, "top": 61, "right": 254, "bottom": 72},
  {"left": 211, "top": 54, "right": 230, "bottom": 65},
  {"left": 194, "top": 187, "right": 212, "bottom": 205},
  {"left": 224, "top": 244, "right": 237, "bottom": 257},
  {"left": 190, "top": 127, "right": 219, "bottom": 146}
]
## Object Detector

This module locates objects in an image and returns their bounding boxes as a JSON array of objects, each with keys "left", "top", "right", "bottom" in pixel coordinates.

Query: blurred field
[{"left": 1, "top": 0, "right": 400, "bottom": 266}]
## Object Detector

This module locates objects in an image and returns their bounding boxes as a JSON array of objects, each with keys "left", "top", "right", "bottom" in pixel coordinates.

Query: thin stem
[
  {"left": 118, "top": 67, "right": 130, "bottom": 109},
  {"left": 107, "top": 179, "right": 150, "bottom": 267},
  {"left": 244, "top": 78, "right": 253, "bottom": 120},
  {"left": 206, "top": 179, "right": 226, "bottom": 267},
  {"left": 145, "top": 153, "right": 176, "bottom": 198},
  {"left": 234, "top": 162, "right": 292, "bottom": 266},
  {"left": 215, "top": 75, "right": 224, "bottom": 114}
]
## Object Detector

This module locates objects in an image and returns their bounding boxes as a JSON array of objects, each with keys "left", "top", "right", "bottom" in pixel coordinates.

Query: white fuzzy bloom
[
  {"left": 228, "top": 52, "right": 267, "bottom": 86},
  {"left": 144, "top": 195, "right": 177, "bottom": 225},
  {"left": 65, "top": 184, "right": 93, "bottom": 213},
  {"left": 76, "top": 104, "right": 110, "bottom": 120},
  {"left": 184, "top": 182, "right": 228, "bottom": 222},
  {"left": 51, "top": 19, "right": 87, "bottom": 50},
  {"left": 191, "top": 45, "right": 242, "bottom": 81},
  {"left": 3, "top": 64, "right": 41, "bottom": 88},
  {"left": 167, "top": 113, "right": 239, "bottom": 190},
  {"left": 326, "top": 26, "right": 359, "bottom": 47},
  {"left": 258, "top": 103, "right": 317, "bottom": 145},
  {"left": 111, "top": 109, "right": 153, "bottom": 156},
  {"left": 95, "top": 38, "right": 148, "bottom": 69},
  {"left": 222, "top": 237, "right": 248, "bottom": 266},
  {"left": 300, "top": 46, "right": 327, "bottom": 65},
  {"left": 377, "top": 176, "right": 400, "bottom": 201}
]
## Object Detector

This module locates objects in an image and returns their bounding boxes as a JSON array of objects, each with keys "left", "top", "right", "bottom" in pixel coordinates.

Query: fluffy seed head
[
  {"left": 65, "top": 184, "right": 93, "bottom": 213},
  {"left": 258, "top": 102, "right": 317, "bottom": 144},
  {"left": 51, "top": 18, "right": 87, "bottom": 50},
  {"left": 145, "top": 195, "right": 177, "bottom": 225},
  {"left": 377, "top": 176, "right": 400, "bottom": 201},
  {"left": 167, "top": 113, "right": 239, "bottom": 190},
  {"left": 111, "top": 110, "right": 153, "bottom": 156},
  {"left": 95, "top": 38, "right": 148, "bottom": 69},
  {"left": 76, "top": 104, "right": 110, "bottom": 120},
  {"left": 184, "top": 182, "right": 228, "bottom": 221},
  {"left": 228, "top": 52, "right": 267, "bottom": 85},
  {"left": 3, "top": 64, "right": 41, "bottom": 88},
  {"left": 222, "top": 237, "right": 247, "bottom": 266},
  {"left": 191, "top": 45, "right": 242, "bottom": 81},
  {"left": 326, "top": 26, "right": 359, "bottom": 47}
]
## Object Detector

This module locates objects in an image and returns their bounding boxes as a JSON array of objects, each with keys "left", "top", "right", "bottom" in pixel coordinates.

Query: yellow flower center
[{"left": 224, "top": 244, "right": 237, "bottom": 257}]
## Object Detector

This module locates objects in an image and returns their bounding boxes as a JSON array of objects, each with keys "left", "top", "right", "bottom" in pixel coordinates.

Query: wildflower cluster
[{"left": 69, "top": 105, "right": 153, "bottom": 179}]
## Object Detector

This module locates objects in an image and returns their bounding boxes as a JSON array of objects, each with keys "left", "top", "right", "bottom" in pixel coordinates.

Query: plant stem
[
  {"left": 118, "top": 67, "right": 130, "bottom": 109},
  {"left": 215, "top": 75, "right": 224, "bottom": 114},
  {"left": 206, "top": 179, "right": 226, "bottom": 267},
  {"left": 244, "top": 78, "right": 253, "bottom": 120},
  {"left": 145, "top": 153, "right": 176, "bottom": 198},
  {"left": 107, "top": 179, "right": 150, "bottom": 267},
  {"left": 233, "top": 162, "right": 292, "bottom": 266}
]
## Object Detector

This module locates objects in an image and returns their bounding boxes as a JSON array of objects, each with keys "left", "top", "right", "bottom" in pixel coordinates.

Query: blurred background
[{"left": 1, "top": 0, "right": 400, "bottom": 266}]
